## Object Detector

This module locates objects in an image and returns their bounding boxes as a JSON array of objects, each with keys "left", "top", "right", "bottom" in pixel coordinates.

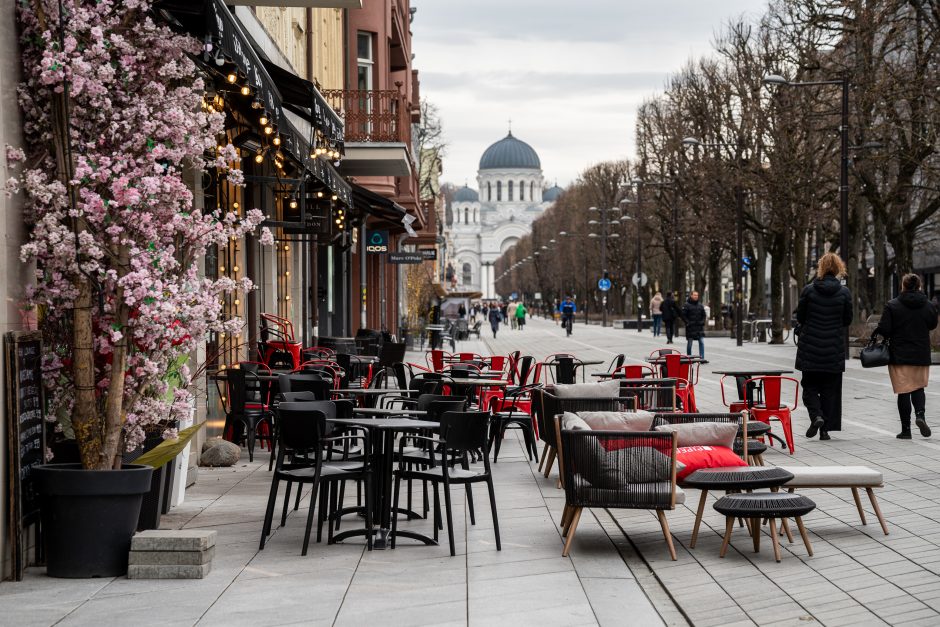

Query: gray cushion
[
  {"left": 561, "top": 412, "right": 592, "bottom": 431},
  {"left": 578, "top": 410, "right": 654, "bottom": 431},
  {"left": 553, "top": 380, "right": 621, "bottom": 398},
  {"left": 655, "top": 422, "right": 738, "bottom": 448},
  {"left": 778, "top": 466, "right": 884, "bottom": 487}
]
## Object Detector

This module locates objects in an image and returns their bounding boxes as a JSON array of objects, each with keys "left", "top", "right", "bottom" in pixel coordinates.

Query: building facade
[{"left": 449, "top": 131, "right": 562, "bottom": 299}]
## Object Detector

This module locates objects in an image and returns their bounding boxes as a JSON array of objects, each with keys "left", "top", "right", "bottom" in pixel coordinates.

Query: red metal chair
[
  {"left": 745, "top": 376, "right": 800, "bottom": 454},
  {"left": 487, "top": 355, "right": 507, "bottom": 373},
  {"left": 649, "top": 348, "right": 680, "bottom": 359},
  {"left": 615, "top": 364, "right": 657, "bottom": 379},
  {"left": 662, "top": 354, "right": 699, "bottom": 412},
  {"left": 719, "top": 375, "right": 749, "bottom": 414},
  {"left": 457, "top": 352, "right": 485, "bottom": 363},
  {"left": 426, "top": 349, "right": 451, "bottom": 373}
]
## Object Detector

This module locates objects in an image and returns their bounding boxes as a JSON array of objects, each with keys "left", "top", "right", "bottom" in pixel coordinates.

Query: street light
[{"left": 587, "top": 205, "right": 621, "bottom": 327}]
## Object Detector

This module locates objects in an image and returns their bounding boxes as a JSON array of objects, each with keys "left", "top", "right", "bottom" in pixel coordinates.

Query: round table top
[
  {"left": 682, "top": 466, "right": 794, "bottom": 490},
  {"left": 712, "top": 369, "right": 794, "bottom": 376},
  {"left": 713, "top": 491, "right": 816, "bottom": 518},
  {"left": 739, "top": 421, "right": 773, "bottom": 438}
]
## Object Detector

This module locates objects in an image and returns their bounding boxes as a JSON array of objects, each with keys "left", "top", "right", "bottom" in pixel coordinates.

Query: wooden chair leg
[
  {"left": 781, "top": 518, "right": 794, "bottom": 543},
  {"left": 543, "top": 447, "right": 556, "bottom": 478},
  {"left": 560, "top": 504, "right": 572, "bottom": 534},
  {"left": 538, "top": 443, "right": 549, "bottom": 472},
  {"left": 866, "top": 487, "right": 889, "bottom": 535},
  {"left": 690, "top": 490, "right": 708, "bottom": 549},
  {"left": 561, "top": 508, "right": 582, "bottom": 557},
  {"left": 657, "top": 510, "right": 677, "bottom": 561},
  {"left": 795, "top": 517, "right": 813, "bottom": 556},
  {"left": 751, "top": 518, "right": 761, "bottom": 553},
  {"left": 719, "top": 517, "right": 734, "bottom": 558},
  {"left": 769, "top": 518, "right": 782, "bottom": 562},
  {"left": 851, "top": 487, "right": 867, "bottom": 526}
]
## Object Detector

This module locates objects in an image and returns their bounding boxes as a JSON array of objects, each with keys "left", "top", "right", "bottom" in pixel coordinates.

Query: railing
[{"left": 322, "top": 89, "right": 409, "bottom": 144}]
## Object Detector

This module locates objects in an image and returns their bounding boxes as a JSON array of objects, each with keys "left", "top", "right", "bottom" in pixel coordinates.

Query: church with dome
[{"left": 448, "top": 131, "right": 563, "bottom": 299}]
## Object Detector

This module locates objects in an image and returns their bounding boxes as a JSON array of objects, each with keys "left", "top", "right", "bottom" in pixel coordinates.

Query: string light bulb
[
  {"left": 234, "top": 299, "right": 240, "bottom": 306},
  {"left": 285, "top": 295, "right": 291, "bottom": 301},
  {"left": 233, "top": 202, "right": 239, "bottom": 209},
  {"left": 289, "top": 198, "right": 298, "bottom": 209},
  {"left": 259, "top": 115, "right": 268, "bottom": 126},
  {"left": 331, "top": 194, "right": 338, "bottom": 201},
  {"left": 285, "top": 271, "right": 291, "bottom": 277},
  {"left": 240, "top": 85, "right": 250, "bottom": 96},
  {"left": 220, "top": 265, "right": 226, "bottom": 272},
  {"left": 264, "top": 126, "right": 274, "bottom": 136},
  {"left": 317, "top": 191, "right": 324, "bottom": 198},
  {"left": 226, "top": 73, "right": 237, "bottom": 83},
  {"left": 272, "top": 136, "right": 281, "bottom": 146},
  {"left": 233, "top": 265, "right": 239, "bottom": 273},
  {"left": 284, "top": 244, "right": 290, "bottom": 252},
  {"left": 254, "top": 152, "right": 263, "bottom": 164}
]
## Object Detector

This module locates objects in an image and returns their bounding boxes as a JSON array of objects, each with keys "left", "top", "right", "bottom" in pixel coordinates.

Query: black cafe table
[{"left": 328, "top": 417, "right": 440, "bottom": 549}]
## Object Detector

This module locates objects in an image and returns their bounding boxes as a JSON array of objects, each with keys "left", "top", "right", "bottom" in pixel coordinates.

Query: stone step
[
  {"left": 127, "top": 562, "right": 212, "bottom": 579},
  {"left": 129, "top": 546, "right": 215, "bottom": 566},
  {"left": 130, "top": 529, "right": 217, "bottom": 552}
]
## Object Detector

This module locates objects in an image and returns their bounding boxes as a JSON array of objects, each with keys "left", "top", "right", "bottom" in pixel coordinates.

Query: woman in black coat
[
  {"left": 874, "top": 274, "right": 939, "bottom": 439},
  {"left": 795, "top": 253, "right": 853, "bottom": 440},
  {"left": 681, "top": 291, "right": 707, "bottom": 358},
  {"left": 488, "top": 305, "right": 503, "bottom": 339}
]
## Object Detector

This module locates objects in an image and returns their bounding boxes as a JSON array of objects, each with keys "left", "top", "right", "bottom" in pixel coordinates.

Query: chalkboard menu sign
[{"left": 4, "top": 330, "right": 45, "bottom": 580}]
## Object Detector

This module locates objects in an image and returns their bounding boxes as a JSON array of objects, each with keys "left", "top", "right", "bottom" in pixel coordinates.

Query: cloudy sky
[{"left": 411, "top": 0, "right": 765, "bottom": 188}]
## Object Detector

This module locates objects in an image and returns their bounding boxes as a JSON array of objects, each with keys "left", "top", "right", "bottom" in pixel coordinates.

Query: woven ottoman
[{"left": 713, "top": 492, "right": 816, "bottom": 562}]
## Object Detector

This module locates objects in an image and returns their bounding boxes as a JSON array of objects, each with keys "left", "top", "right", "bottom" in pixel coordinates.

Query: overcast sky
[{"left": 411, "top": 0, "right": 765, "bottom": 189}]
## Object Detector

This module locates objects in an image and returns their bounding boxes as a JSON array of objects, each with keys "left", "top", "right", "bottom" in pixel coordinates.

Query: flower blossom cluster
[{"left": 12, "top": 0, "right": 267, "bottom": 450}]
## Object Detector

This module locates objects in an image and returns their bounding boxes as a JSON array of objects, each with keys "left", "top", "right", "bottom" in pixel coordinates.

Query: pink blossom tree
[{"left": 9, "top": 0, "right": 270, "bottom": 469}]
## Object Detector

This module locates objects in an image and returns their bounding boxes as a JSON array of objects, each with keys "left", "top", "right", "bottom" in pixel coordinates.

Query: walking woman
[
  {"left": 662, "top": 291, "right": 678, "bottom": 344},
  {"left": 795, "top": 252, "right": 853, "bottom": 441},
  {"left": 650, "top": 291, "right": 664, "bottom": 337},
  {"left": 874, "top": 274, "right": 938, "bottom": 439},
  {"left": 488, "top": 304, "right": 503, "bottom": 339}
]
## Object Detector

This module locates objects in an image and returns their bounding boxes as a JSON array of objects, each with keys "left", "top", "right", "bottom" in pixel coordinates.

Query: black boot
[
  {"left": 915, "top": 412, "right": 931, "bottom": 438},
  {"left": 897, "top": 420, "right": 912, "bottom": 440},
  {"left": 806, "top": 416, "right": 825, "bottom": 439},
  {"left": 819, "top": 429, "right": 831, "bottom": 441}
]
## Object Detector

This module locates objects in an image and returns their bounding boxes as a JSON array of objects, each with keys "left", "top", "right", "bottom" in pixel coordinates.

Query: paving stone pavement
[{"left": 4, "top": 314, "right": 939, "bottom": 626}]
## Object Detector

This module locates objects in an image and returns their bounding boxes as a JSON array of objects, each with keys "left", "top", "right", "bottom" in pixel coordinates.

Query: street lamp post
[
  {"left": 588, "top": 206, "right": 621, "bottom": 327},
  {"left": 763, "top": 73, "right": 850, "bottom": 356}
]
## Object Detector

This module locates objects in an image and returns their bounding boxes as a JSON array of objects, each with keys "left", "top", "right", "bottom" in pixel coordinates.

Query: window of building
[
  {"left": 356, "top": 32, "right": 373, "bottom": 91},
  {"left": 497, "top": 181, "right": 502, "bottom": 201},
  {"left": 462, "top": 262, "right": 472, "bottom": 285},
  {"left": 519, "top": 181, "right": 525, "bottom": 201},
  {"left": 508, "top": 180, "right": 513, "bottom": 201},
  {"left": 473, "top": 208, "right": 477, "bottom": 222},
  {"left": 464, "top": 207, "right": 469, "bottom": 224},
  {"left": 487, "top": 182, "right": 492, "bottom": 201},
  {"left": 530, "top": 182, "right": 535, "bottom": 201}
]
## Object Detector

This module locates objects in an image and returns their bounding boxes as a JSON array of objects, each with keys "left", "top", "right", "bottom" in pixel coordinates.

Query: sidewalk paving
[{"left": 4, "top": 315, "right": 940, "bottom": 626}]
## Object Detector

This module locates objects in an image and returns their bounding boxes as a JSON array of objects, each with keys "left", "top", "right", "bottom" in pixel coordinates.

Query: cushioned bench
[{"left": 778, "top": 466, "right": 888, "bottom": 535}]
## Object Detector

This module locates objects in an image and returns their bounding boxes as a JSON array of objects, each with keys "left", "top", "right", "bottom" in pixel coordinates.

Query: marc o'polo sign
[
  {"left": 366, "top": 230, "right": 389, "bottom": 253},
  {"left": 387, "top": 252, "right": 423, "bottom": 264}
]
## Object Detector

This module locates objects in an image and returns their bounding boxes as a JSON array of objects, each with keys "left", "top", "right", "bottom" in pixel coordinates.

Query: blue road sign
[
  {"left": 742, "top": 256, "right": 752, "bottom": 268},
  {"left": 598, "top": 278, "right": 612, "bottom": 291},
  {"left": 510, "top": 292, "right": 518, "bottom": 300}
]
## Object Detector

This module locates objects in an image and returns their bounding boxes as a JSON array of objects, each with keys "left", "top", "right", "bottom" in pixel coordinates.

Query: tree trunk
[
  {"left": 769, "top": 233, "right": 785, "bottom": 344},
  {"left": 750, "top": 238, "right": 767, "bottom": 316},
  {"left": 71, "top": 276, "right": 104, "bottom": 469},
  {"left": 873, "top": 211, "right": 887, "bottom": 312},
  {"left": 102, "top": 247, "right": 131, "bottom": 468},
  {"left": 707, "top": 243, "right": 722, "bottom": 325}
]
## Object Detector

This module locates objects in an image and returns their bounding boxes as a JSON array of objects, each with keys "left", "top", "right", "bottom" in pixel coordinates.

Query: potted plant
[{"left": 7, "top": 1, "right": 271, "bottom": 577}]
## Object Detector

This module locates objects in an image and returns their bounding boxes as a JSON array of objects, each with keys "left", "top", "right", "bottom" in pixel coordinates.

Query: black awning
[
  {"left": 351, "top": 183, "right": 409, "bottom": 225},
  {"left": 261, "top": 60, "right": 344, "bottom": 150},
  {"left": 279, "top": 113, "right": 352, "bottom": 206}
]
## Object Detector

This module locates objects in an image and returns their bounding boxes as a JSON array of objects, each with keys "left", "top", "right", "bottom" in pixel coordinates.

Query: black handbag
[{"left": 860, "top": 335, "right": 890, "bottom": 368}]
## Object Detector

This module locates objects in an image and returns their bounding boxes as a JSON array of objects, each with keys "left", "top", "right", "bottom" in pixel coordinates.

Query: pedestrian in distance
[
  {"left": 488, "top": 304, "right": 503, "bottom": 339},
  {"left": 795, "top": 252, "right": 853, "bottom": 441},
  {"left": 661, "top": 291, "right": 679, "bottom": 343},
  {"left": 458, "top": 303, "right": 467, "bottom": 319},
  {"left": 681, "top": 291, "right": 706, "bottom": 359},
  {"left": 507, "top": 300, "right": 518, "bottom": 330},
  {"left": 873, "top": 273, "right": 938, "bottom": 439},
  {"left": 650, "top": 291, "right": 664, "bottom": 337},
  {"left": 515, "top": 301, "right": 527, "bottom": 330}
]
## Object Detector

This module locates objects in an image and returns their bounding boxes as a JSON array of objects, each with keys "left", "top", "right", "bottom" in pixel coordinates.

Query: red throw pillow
[{"left": 675, "top": 445, "right": 746, "bottom": 480}]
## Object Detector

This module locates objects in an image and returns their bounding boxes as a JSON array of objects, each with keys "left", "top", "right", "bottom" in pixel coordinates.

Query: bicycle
[{"left": 563, "top": 315, "right": 573, "bottom": 336}]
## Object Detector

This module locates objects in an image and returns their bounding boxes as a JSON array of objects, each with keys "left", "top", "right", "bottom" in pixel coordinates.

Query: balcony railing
[{"left": 323, "top": 89, "right": 409, "bottom": 144}]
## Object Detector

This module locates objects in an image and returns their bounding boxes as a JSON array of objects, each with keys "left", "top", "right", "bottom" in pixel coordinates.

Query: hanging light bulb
[
  {"left": 251, "top": 98, "right": 263, "bottom": 109},
  {"left": 284, "top": 244, "right": 290, "bottom": 252},
  {"left": 272, "top": 136, "right": 281, "bottom": 146},
  {"left": 285, "top": 295, "right": 291, "bottom": 301},
  {"left": 289, "top": 197, "right": 298, "bottom": 209},
  {"left": 219, "top": 265, "right": 226, "bottom": 272},
  {"left": 259, "top": 115, "right": 268, "bottom": 126},
  {"left": 240, "top": 85, "right": 251, "bottom": 96},
  {"left": 234, "top": 299, "right": 240, "bottom": 306},
  {"left": 233, "top": 202, "right": 239, "bottom": 209},
  {"left": 226, "top": 73, "right": 237, "bottom": 83},
  {"left": 285, "top": 271, "right": 291, "bottom": 277},
  {"left": 331, "top": 194, "right": 338, "bottom": 201},
  {"left": 264, "top": 126, "right": 274, "bottom": 135},
  {"left": 254, "top": 152, "right": 263, "bottom": 164},
  {"left": 233, "top": 265, "right": 239, "bottom": 273},
  {"left": 317, "top": 191, "right": 324, "bottom": 198}
]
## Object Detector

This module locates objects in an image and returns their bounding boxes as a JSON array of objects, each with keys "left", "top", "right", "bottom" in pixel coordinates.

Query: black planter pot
[{"left": 33, "top": 463, "right": 153, "bottom": 578}]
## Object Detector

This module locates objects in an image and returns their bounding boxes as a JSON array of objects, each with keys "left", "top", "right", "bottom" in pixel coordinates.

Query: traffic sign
[
  {"left": 510, "top": 292, "right": 518, "bottom": 300},
  {"left": 742, "top": 256, "right": 752, "bottom": 268},
  {"left": 631, "top": 272, "right": 648, "bottom": 287},
  {"left": 597, "top": 278, "right": 612, "bottom": 291}
]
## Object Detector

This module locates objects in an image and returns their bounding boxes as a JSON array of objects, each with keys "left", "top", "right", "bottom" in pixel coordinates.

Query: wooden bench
[{"left": 778, "top": 466, "right": 888, "bottom": 535}]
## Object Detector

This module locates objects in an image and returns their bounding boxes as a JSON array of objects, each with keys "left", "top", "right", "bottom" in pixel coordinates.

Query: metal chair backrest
[
  {"left": 489, "top": 355, "right": 507, "bottom": 372},
  {"left": 225, "top": 368, "right": 262, "bottom": 415},
  {"left": 378, "top": 342, "right": 406, "bottom": 367},
  {"left": 744, "top": 376, "right": 799, "bottom": 411},
  {"left": 554, "top": 356, "right": 576, "bottom": 385},
  {"left": 516, "top": 355, "right": 536, "bottom": 385},
  {"left": 279, "top": 373, "right": 331, "bottom": 400},
  {"left": 416, "top": 393, "right": 454, "bottom": 412},
  {"left": 650, "top": 348, "right": 680, "bottom": 358},
  {"left": 267, "top": 350, "right": 295, "bottom": 370},
  {"left": 618, "top": 364, "right": 655, "bottom": 379},
  {"left": 279, "top": 391, "right": 318, "bottom": 403},
  {"left": 440, "top": 411, "right": 491, "bottom": 452},
  {"left": 427, "top": 399, "right": 469, "bottom": 423},
  {"left": 276, "top": 404, "right": 327, "bottom": 453},
  {"left": 392, "top": 362, "right": 409, "bottom": 390},
  {"left": 608, "top": 354, "right": 626, "bottom": 373}
]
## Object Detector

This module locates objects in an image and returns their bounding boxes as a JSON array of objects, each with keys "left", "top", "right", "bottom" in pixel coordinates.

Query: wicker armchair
[
  {"left": 556, "top": 416, "right": 680, "bottom": 559},
  {"left": 532, "top": 389, "right": 637, "bottom": 482},
  {"left": 653, "top": 412, "right": 748, "bottom": 462}
]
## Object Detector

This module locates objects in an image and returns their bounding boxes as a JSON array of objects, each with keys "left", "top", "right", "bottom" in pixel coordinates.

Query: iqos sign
[{"left": 366, "top": 230, "right": 389, "bottom": 253}]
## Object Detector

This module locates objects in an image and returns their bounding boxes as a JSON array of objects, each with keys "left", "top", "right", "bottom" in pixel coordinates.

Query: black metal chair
[
  {"left": 259, "top": 403, "right": 372, "bottom": 555},
  {"left": 607, "top": 354, "right": 626, "bottom": 374},
  {"left": 221, "top": 369, "right": 274, "bottom": 463},
  {"left": 489, "top": 383, "right": 543, "bottom": 462},
  {"left": 556, "top": 419, "right": 679, "bottom": 559},
  {"left": 278, "top": 373, "right": 331, "bottom": 400},
  {"left": 391, "top": 411, "right": 500, "bottom": 556}
]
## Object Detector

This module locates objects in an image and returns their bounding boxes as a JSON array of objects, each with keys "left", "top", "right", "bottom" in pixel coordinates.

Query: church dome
[
  {"left": 479, "top": 132, "right": 541, "bottom": 170},
  {"left": 543, "top": 185, "right": 564, "bottom": 202},
  {"left": 454, "top": 185, "right": 479, "bottom": 202}
]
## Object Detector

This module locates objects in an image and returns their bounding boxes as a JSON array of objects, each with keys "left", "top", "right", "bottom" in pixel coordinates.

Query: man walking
[
  {"left": 681, "top": 291, "right": 706, "bottom": 359},
  {"left": 507, "top": 300, "right": 518, "bottom": 331},
  {"left": 662, "top": 291, "right": 679, "bottom": 344}
]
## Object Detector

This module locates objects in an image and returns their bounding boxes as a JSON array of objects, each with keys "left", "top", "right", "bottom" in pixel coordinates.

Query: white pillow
[
  {"left": 578, "top": 410, "right": 655, "bottom": 432},
  {"left": 553, "top": 379, "right": 621, "bottom": 399},
  {"left": 561, "top": 411, "right": 592, "bottom": 431},
  {"left": 654, "top": 422, "right": 738, "bottom": 448}
]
